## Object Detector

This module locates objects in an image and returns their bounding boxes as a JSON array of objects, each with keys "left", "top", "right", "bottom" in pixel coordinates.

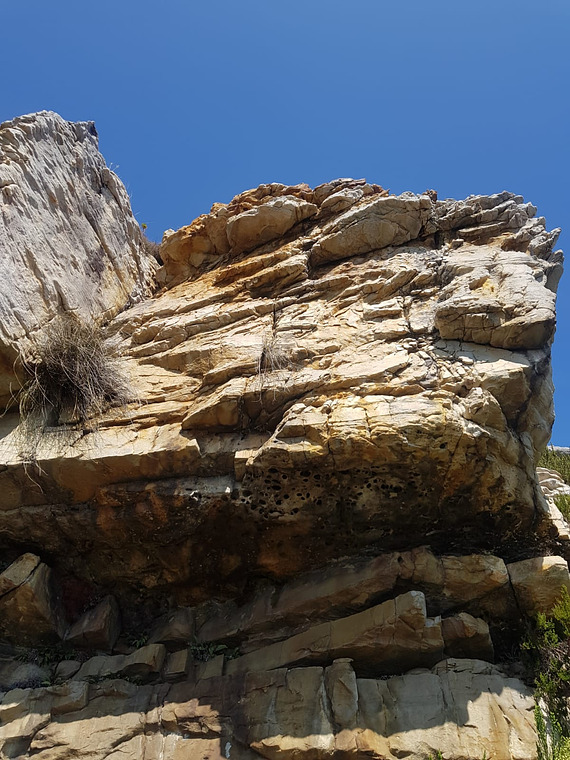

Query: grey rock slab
[{"left": 0, "top": 111, "right": 156, "bottom": 405}]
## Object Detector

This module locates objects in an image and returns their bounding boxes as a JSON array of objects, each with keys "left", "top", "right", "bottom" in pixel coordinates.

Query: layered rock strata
[
  {"left": 0, "top": 124, "right": 566, "bottom": 759},
  {"left": 0, "top": 179, "right": 563, "bottom": 602},
  {"left": 0, "top": 659, "right": 537, "bottom": 760}
]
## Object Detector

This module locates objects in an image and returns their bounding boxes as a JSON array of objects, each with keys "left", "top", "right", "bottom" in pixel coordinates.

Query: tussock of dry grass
[
  {"left": 257, "top": 336, "right": 292, "bottom": 376},
  {"left": 17, "top": 314, "right": 133, "bottom": 457}
]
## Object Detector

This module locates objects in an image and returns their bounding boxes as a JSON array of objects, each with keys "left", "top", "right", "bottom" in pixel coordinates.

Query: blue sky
[{"left": 2, "top": 0, "right": 569, "bottom": 441}]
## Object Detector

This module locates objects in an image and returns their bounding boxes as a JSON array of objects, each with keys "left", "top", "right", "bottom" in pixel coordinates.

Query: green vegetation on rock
[
  {"left": 539, "top": 449, "right": 570, "bottom": 485},
  {"left": 522, "top": 587, "right": 570, "bottom": 759}
]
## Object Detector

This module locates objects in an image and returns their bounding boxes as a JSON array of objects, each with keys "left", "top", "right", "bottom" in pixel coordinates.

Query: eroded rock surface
[
  {"left": 0, "top": 554, "right": 63, "bottom": 644},
  {"left": 0, "top": 150, "right": 565, "bottom": 759},
  {"left": 0, "top": 111, "right": 156, "bottom": 404},
  {"left": 0, "top": 179, "right": 562, "bottom": 603},
  {"left": 0, "top": 659, "right": 536, "bottom": 760}
]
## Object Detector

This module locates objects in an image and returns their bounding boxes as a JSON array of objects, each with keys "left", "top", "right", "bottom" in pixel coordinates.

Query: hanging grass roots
[{"left": 19, "top": 313, "right": 133, "bottom": 430}]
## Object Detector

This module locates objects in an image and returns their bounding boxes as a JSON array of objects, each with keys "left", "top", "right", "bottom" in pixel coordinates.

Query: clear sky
[{"left": 2, "top": 0, "right": 569, "bottom": 441}]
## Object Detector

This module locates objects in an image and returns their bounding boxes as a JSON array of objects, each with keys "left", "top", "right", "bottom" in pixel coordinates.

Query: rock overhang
[
  {"left": 0, "top": 115, "right": 568, "bottom": 760},
  {"left": 0, "top": 175, "right": 563, "bottom": 600}
]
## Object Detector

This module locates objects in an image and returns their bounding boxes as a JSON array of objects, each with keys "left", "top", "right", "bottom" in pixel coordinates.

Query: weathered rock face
[
  {"left": 0, "top": 124, "right": 566, "bottom": 760},
  {"left": 0, "top": 179, "right": 562, "bottom": 603},
  {"left": 0, "top": 659, "right": 537, "bottom": 760},
  {"left": 0, "top": 111, "right": 156, "bottom": 405},
  {"left": 0, "top": 554, "right": 63, "bottom": 644}
]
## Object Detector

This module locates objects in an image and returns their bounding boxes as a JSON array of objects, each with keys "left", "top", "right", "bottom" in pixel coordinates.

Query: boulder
[
  {"left": 148, "top": 607, "right": 194, "bottom": 648},
  {"left": 54, "top": 660, "right": 82, "bottom": 681},
  {"left": 537, "top": 466, "right": 570, "bottom": 498},
  {"left": 226, "top": 196, "right": 318, "bottom": 254},
  {"left": 164, "top": 649, "right": 191, "bottom": 682},
  {"left": 65, "top": 595, "right": 121, "bottom": 651},
  {"left": 73, "top": 643, "right": 166, "bottom": 683},
  {"left": 0, "top": 553, "right": 40, "bottom": 596},
  {"left": 195, "top": 548, "right": 511, "bottom": 652},
  {"left": 226, "top": 591, "right": 445, "bottom": 676},
  {"left": 442, "top": 613, "right": 494, "bottom": 661},
  {"left": 310, "top": 193, "right": 433, "bottom": 264},
  {"left": 0, "top": 554, "right": 62, "bottom": 644},
  {"left": 507, "top": 555, "right": 570, "bottom": 615},
  {"left": 0, "top": 181, "right": 560, "bottom": 602},
  {"left": 0, "top": 164, "right": 562, "bottom": 760}
]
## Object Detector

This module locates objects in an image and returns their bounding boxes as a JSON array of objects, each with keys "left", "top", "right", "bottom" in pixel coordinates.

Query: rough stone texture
[
  {"left": 537, "top": 467, "right": 570, "bottom": 500},
  {"left": 0, "top": 162, "right": 565, "bottom": 759},
  {"left": 507, "top": 555, "right": 570, "bottom": 615},
  {"left": 74, "top": 644, "right": 166, "bottom": 683},
  {"left": 0, "top": 555, "right": 62, "bottom": 644},
  {"left": 535, "top": 466, "right": 570, "bottom": 542},
  {"left": 164, "top": 649, "right": 191, "bottom": 682},
  {"left": 441, "top": 612, "right": 494, "bottom": 661},
  {"left": 0, "top": 660, "right": 536, "bottom": 760},
  {"left": 149, "top": 607, "right": 194, "bottom": 647},
  {"left": 54, "top": 660, "right": 81, "bottom": 681},
  {"left": 0, "top": 111, "right": 156, "bottom": 405},
  {"left": 147, "top": 547, "right": 511, "bottom": 652},
  {"left": 65, "top": 595, "right": 121, "bottom": 651},
  {"left": 0, "top": 181, "right": 562, "bottom": 606},
  {"left": 0, "top": 553, "right": 40, "bottom": 596},
  {"left": 225, "top": 591, "right": 444, "bottom": 676}
]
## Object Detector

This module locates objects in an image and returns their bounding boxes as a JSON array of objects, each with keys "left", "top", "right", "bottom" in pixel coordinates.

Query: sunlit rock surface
[
  {"left": 0, "top": 178, "right": 562, "bottom": 600},
  {"left": 0, "top": 111, "right": 156, "bottom": 405},
  {"left": 0, "top": 118, "right": 566, "bottom": 759}
]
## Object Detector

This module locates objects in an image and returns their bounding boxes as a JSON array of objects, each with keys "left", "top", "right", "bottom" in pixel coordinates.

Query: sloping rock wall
[{"left": 0, "top": 111, "right": 156, "bottom": 405}]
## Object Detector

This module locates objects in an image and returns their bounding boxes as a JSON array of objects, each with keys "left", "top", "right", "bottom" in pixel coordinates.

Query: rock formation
[
  {"left": 0, "top": 114, "right": 567, "bottom": 759},
  {"left": 0, "top": 111, "right": 156, "bottom": 405}
]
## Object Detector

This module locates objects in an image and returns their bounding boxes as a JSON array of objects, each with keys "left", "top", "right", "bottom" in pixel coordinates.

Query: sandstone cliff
[{"left": 0, "top": 114, "right": 567, "bottom": 760}]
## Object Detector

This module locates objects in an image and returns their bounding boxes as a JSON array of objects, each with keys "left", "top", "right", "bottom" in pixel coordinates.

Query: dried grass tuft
[
  {"left": 18, "top": 314, "right": 133, "bottom": 455},
  {"left": 257, "top": 335, "right": 292, "bottom": 376}
]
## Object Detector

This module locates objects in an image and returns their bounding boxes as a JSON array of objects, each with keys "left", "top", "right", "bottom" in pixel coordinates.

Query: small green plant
[
  {"left": 552, "top": 587, "right": 570, "bottom": 638},
  {"left": 536, "top": 705, "right": 570, "bottom": 760},
  {"left": 126, "top": 633, "right": 149, "bottom": 649},
  {"left": 522, "top": 587, "right": 570, "bottom": 757},
  {"left": 14, "top": 643, "right": 87, "bottom": 668},
  {"left": 188, "top": 641, "right": 240, "bottom": 662},
  {"left": 84, "top": 674, "right": 108, "bottom": 685},
  {"left": 554, "top": 495, "right": 570, "bottom": 522},
  {"left": 120, "top": 674, "right": 144, "bottom": 685},
  {"left": 4, "top": 677, "right": 43, "bottom": 690},
  {"left": 15, "top": 644, "right": 71, "bottom": 668}
]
